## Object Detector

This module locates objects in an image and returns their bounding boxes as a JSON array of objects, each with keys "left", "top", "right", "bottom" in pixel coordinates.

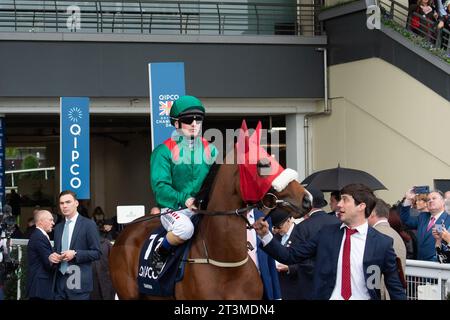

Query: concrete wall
[{"left": 310, "top": 57, "right": 450, "bottom": 205}]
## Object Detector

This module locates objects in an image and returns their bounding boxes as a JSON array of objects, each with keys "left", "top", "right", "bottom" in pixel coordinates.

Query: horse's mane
[{"left": 195, "top": 163, "right": 220, "bottom": 210}]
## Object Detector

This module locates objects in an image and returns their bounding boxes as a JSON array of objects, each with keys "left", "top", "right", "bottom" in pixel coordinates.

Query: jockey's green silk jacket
[{"left": 150, "top": 134, "right": 218, "bottom": 210}]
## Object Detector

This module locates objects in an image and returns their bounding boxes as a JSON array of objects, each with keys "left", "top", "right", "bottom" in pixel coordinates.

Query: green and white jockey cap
[{"left": 170, "top": 95, "right": 205, "bottom": 125}]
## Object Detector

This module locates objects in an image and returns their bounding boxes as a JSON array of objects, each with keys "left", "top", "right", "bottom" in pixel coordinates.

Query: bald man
[{"left": 26, "top": 210, "right": 55, "bottom": 300}]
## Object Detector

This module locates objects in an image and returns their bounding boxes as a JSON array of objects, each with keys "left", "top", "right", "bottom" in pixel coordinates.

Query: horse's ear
[
  {"left": 249, "top": 121, "right": 262, "bottom": 146},
  {"left": 240, "top": 119, "right": 248, "bottom": 132},
  {"left": 237, "top": 119, "right": 250, "bottom": 155}
]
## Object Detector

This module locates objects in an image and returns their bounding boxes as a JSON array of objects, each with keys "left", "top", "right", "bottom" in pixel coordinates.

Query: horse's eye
[
  {"left": 257, "top": 158, "right": 271, "bottom": 168},
  {"left": 257, "top": 159, "right": 271, "bottom": 176}
]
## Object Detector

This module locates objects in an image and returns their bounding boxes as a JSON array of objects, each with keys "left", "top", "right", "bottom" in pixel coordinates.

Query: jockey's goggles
[{"left": 178, "top": 114, "right": 204, "bottom": 124}]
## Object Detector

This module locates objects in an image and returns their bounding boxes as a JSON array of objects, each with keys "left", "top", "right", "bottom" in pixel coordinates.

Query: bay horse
[{"left": 109, "top": 121, "right": 311, "bottom": 299}]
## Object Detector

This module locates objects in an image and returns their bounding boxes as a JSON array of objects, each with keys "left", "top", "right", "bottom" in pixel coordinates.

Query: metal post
[{"left": 16, "top": 245, "right": 21, "bottom": 300}]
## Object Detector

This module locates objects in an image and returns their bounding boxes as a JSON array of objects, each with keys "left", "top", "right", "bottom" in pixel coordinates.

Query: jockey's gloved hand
[{"left": 185, "top": 197, "right": 197, "bottom": 211}]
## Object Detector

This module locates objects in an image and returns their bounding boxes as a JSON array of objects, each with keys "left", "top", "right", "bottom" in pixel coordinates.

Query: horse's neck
[{"left": 199, "top": 164, "right": 248, "bottom": 260}]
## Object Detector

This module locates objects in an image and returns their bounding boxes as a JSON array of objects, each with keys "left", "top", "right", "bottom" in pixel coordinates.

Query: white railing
[
  {"left": 5, "top": 166, "right": 55, "bottom": 188},
  {"left": 405, "top": 259, "right": 450, "bottom": 300}
]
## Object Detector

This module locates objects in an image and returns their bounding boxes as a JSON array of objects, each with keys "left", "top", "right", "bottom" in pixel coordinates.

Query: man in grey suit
[
  {"left": 368, "top": 198, "right": 407, "bottom": 299},
  {"left": 49, "top": 190, "right": 101, "bottom": 300}
]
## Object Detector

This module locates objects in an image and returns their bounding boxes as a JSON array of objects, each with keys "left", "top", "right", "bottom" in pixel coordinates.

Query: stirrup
[{"left": 150, "top": 247, "right": 169, "bottom": 274}]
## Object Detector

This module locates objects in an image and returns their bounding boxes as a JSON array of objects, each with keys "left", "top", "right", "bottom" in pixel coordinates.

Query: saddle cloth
[{"left": 137, "top": 215, "right": 200, "bottom": 296}]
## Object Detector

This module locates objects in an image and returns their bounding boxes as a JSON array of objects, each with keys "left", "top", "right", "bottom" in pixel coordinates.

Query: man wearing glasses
[{"left": 150, "top": 95, "right": 217, "bottom": 274}]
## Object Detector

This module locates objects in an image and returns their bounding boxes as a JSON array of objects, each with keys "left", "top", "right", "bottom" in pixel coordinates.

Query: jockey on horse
[{"left": 150, "top": 95, "right": 218, "bottom": 274}]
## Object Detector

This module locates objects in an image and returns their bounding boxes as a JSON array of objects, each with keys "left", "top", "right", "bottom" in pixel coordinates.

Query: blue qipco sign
[{"left": 60, "top": 97, "right": 90, "bottom": 199}]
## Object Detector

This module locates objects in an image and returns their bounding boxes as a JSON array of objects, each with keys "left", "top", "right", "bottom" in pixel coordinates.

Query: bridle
[{"left": 128, "top": 191, "right": 311, "bottom": 268}]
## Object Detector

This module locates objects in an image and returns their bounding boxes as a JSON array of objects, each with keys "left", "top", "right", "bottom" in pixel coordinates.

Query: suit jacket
[
  {"left": 285, "top": 210, "right": 339, "bottom": 300},
  {"left": 373, "top": 221, "right": 407, "bottom": 300},
  {"left": 254, "top": 210, "right": 281, "bottom": 300},
  {"left": 274, "top": 224, "right": 303, "bottom": 300},
  {"left": 400, "top": 206, "right": 450, "bottom": 261},
  {"left": 262, "top": 223, "right": 406, "bottom": 300},
  {"left": 26, "top": 228, "right": 55, "bottom": 299},
  {"left": 53, "top": 214, "right": 101, "bottom": 293}
]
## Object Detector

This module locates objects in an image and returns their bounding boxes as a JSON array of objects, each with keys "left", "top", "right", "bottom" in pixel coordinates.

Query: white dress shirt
[
  {"left": 247, "top": 210, "right": 259, "bottom": 271},
  {"left": 329, "top": 222, "right": 371, "bottom": 300}
]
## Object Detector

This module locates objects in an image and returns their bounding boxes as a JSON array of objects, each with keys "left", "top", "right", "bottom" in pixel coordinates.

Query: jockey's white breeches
[{"left": 160, "top": 208, "right": 194, "bottom": 241}]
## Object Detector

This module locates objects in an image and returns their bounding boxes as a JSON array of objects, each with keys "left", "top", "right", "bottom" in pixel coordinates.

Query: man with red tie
[{"left": 253, "top": 183, "right": 406, "bottom": 300}]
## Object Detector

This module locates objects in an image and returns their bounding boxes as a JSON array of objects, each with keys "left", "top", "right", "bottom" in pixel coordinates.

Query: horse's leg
[{"left": 109, "top": 243, "right": 140, "bottom": 299}]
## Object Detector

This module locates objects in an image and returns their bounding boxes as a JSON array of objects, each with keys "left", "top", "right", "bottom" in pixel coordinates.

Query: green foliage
[
  {"left": 5, "top": 148, "right": 18, "bottom": 159},
  {"left": 382, "top": 17, "right": 450, "bottom": 64},
  {"left": 19, "top": 155, "right": 40, "bottom": 180},
  {"left": 21, "top": 155, "right": 38, "bottom": 170}
]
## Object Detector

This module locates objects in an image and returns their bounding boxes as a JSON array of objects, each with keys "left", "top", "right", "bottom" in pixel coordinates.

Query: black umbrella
[{"left": 301, "top": 165, "right": 386, "bottom": 192}]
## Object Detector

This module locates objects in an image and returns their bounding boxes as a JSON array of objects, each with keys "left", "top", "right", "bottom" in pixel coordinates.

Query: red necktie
[
  {"left": 341, "top": 227, "right": 358, "bottom": 300},
  {"left": 426, "top": 217, "right": 436, "bottom": 232}
]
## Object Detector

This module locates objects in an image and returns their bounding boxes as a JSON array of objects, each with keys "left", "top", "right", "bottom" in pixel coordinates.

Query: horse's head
[{"left": 236, "top": 120, "right": 312, "bottom": 218}]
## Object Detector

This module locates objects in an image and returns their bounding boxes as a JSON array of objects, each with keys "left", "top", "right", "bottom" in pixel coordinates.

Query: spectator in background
[
  {"left": 400, "top": 188, "right": 450, "bottom": 261},
  {"left": 328, "top": 191, "right": 341, "bottom": 218},
  {"left": 24, "top": 217, "right": 36, "bottom": 239},
  {"left": 409, "top": 0, "right": 444, "bottom": 38},
  {"left": 433, "top": 223, "right": 450, "bottom": 263},
  {"left": 92, "top": 206, "right": 105, "bottom": 227},
  {"left": 78, "top": 200, "right": 90, "bottom": 218},
  {"left": 445, "top": 191, "right": 450, "bottom": 213},
  {"left": 278, "top": 186, "right": 338, "bottom": 300},
  {"left": 91, "top": 219, "right": 116, "bottom": 300},
  {"left": 414, "top": 194, "right": 429, "bottom": 213},
  {"left": 9, "top": 189, "right": 21, "bottom": 217},
  {"left": 368, "top": 199, "right": 407, "bottom": 299},
  {"left": 389, "top": 205, "right": 417, "bottom": 259},
  {"left": 271, "top": 209, "right": 302, "bottom": 300},
  {"left": 24, "top": 207, "right": 40, "bottom": 239},
  {"left": 99, "top": 218, "right": 118, "bottom": 242}
]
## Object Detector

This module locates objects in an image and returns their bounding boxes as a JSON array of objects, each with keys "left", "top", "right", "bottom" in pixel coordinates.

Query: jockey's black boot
[{"left": 151, "top": 243, "right": 171, "bottom": 274}]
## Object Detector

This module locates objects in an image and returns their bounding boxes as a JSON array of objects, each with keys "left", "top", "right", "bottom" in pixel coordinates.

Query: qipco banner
[
  {"left": 148, "top": 62, "right": 185, "bottom": 150},
  {"left": 60, "top": 97, "right": 90, "bottom": 199}
]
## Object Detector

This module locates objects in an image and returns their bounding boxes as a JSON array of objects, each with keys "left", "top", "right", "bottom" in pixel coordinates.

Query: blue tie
[
  {"left": 281, "top": 234, "right": 289, "bottom": 246},
  {"left": 59, "top": 220, "right": 71, "bottom": 274}
]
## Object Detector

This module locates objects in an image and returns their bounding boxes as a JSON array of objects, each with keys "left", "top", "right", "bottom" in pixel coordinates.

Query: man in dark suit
[
  {"left": 270, "top": 209, "right": 302, "bottom": 299},
  {"left": 247, "top": 209, "right": 281, "bottom": 300},
  {"left": 26, "top": 210, "right": 55, "bottom": 300},
  {"left": 400, "top": 188, "right": 450, "bottom": 261},
  {"left": 254, "top": 183, "right": 406, "bottom": 300},
  {"left": 281, "top": 186, "right": 339, "bottom": 299},
  {"left": 49, "top": 190, "right": 101, "bottom": 300}
]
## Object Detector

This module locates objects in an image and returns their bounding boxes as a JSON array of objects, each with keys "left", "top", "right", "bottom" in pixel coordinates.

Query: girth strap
[{"left": 186, "top": 256, "right": 249, "bottom": 268}]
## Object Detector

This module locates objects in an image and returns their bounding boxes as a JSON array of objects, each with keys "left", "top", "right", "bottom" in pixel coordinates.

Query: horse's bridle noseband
[{"left": 258, "top": 192, "right": 312, "bottom": 219}]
